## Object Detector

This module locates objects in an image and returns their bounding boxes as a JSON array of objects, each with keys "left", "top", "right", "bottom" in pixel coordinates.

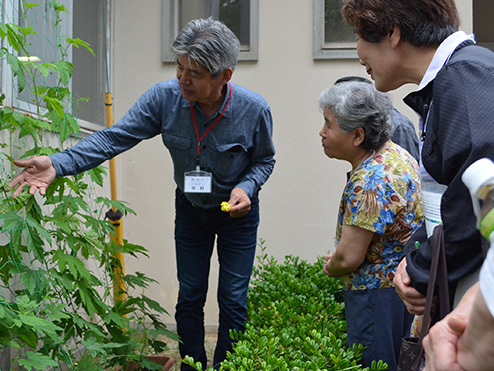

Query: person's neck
[
  {"left": 401, "top": 44, "right": 438, "bottom": 85},
  {"left": 199, "top": 85, "right": 228, "bottom": 118},
  {"left": 350, "top": 142, "right": 387, "bottom": 171},
  {"left": 351, "top": 149, "right": 373, "bottom": 171}
]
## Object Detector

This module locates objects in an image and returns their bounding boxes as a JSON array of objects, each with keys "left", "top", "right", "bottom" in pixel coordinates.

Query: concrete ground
[{"left": 165, "top": 333, "right": 218, "bottom": 370}]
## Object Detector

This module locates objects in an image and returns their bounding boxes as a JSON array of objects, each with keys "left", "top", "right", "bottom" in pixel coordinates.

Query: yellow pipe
[{"left": 105, "top": 92, "right": 126, "bottom": 304}]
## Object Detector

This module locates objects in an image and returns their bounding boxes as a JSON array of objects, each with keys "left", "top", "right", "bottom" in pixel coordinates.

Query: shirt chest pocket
[
  {"left": 214, "top": 143, "right": 249, "bottom": 182},
  {"left": 162, "top": 133, "right": 193, "bottom": 168}
]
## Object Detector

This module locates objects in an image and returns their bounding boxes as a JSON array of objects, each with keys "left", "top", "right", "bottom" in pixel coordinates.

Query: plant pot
[{"left": 123, "top": 355, "right": 175, "bottom": 371}]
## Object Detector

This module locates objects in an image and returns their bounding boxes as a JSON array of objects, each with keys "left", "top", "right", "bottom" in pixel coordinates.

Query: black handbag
[{"left": 397, "top": 225, "right": 450, "bottom": 371}]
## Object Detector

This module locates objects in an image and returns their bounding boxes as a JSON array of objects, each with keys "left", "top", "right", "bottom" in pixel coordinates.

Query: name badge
[{"left": 184, "top": 170, "right": 212, "bottom": 193}]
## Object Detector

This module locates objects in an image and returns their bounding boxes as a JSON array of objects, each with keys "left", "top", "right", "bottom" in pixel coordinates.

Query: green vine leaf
[
  {"left": 6, "top": 52, "right": 27, "bottom": 92},
  {"left": 67, "top": 37, "right": 97, "bottom": 57},
  {"left": 18, "top": 351, "right": 58, "bottom": 370}
]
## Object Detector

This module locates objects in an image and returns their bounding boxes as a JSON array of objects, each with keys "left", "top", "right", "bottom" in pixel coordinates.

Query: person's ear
[
  {"left": 353, "top": 127, "right": 365, "bottom": 147},
  {"left": 220, "top": 68, "right": 233, "bottom": 84},
  {"left": 389, "top": 25, "right": 401, "bottom": 49}
]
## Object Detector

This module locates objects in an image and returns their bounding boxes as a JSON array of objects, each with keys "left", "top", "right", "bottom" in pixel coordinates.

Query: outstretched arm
[{"left": 7, "top": 156, "right": 56, "bottom": 197}]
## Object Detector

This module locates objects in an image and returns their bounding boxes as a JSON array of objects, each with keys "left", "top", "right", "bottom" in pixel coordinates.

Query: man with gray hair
[{"left": 8, "top": 18, "right": 276, "bottom": 370}]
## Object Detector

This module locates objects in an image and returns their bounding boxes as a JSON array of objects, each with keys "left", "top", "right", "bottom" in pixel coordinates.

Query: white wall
[{"left": 110, "top": 0, "right": 472, "bottom": 330}]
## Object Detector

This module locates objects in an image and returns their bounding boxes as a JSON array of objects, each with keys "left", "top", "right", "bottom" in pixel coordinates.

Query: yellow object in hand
[{"left": 220, "top": 201, "right": 231, "bottom": 212}]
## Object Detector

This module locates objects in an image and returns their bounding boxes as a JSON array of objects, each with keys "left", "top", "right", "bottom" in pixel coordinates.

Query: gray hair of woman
[
  {"left": 319, "top": 81, "right": 394, "bottom": 152},
  {"left": 172, "top": 17, "right": 240, "bottom": 79}
]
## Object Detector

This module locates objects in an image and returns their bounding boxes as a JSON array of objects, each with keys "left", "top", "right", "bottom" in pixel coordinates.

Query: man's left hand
[{"left": 227, "top": 187, "right": 251, "bottom": 218}]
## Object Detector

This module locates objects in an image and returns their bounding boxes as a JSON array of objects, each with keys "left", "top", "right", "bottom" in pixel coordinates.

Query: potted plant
[
  {"left": 125, "top": 355, "right": 175, "bottom": 371},
  {"left": 108, "top": 285, "right": 180, "bottom": 371}
]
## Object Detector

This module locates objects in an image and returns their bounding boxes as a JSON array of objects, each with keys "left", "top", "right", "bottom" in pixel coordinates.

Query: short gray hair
[
  {"left": 319, "top": 81, "right": 393, "bottom": 151},
  {"left": 172, "top": 18, "right": 240, "bottom": 79}
]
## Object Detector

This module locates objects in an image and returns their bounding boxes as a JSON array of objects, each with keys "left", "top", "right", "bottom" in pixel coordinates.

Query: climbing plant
[{"left": 0, "top": 2, "right": 177, "bottom": 370}]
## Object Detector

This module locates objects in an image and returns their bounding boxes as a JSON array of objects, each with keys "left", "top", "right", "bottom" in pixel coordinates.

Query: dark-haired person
[
  {"left": 335, "top": 76, "right": 420, "bottom": 161},
  {"left": 341, "top": 0, "right": 494, "bottom": 318},
  {"left": 320, "top": 81, "right": 423, "bottom": 370},
  {"left": 8, "top": 18, "right": 275, "bottom": 370}
]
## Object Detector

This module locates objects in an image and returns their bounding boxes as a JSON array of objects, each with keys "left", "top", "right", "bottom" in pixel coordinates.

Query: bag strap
[
  {"left": 412, "top": 224, "right": 450, "bottom": 369},
  {"left": 437, "top": 227, "right": 450, "bottom": 320},
  {"left": 417, "top": 224, "right": 443, "bottom": 342}
]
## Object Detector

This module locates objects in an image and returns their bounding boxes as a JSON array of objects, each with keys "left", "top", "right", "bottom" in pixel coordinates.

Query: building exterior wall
[{"left": 110, "top": 0, "right": 473, "bottom": 329}]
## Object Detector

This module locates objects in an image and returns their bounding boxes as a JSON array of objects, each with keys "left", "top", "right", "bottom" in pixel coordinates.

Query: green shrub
[{"left": 184, "top": 240, "right": 387, "bottom": 371}]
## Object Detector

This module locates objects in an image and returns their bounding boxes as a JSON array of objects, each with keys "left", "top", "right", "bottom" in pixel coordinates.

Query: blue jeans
[
  {"left": 344, "top": 287, "right": 413, "bottom": 371},
  {"left": 174, "top": 189, "right": 259, "bottom": 370}
]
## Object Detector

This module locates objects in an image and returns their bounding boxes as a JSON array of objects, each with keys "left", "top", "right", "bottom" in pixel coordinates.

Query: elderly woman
[{"left": 320, "top": 81, "right": 423, "bottom": 370}]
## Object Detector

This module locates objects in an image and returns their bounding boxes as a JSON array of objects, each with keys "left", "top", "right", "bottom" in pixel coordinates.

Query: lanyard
[{"left": 190, "top": 83, "right": 232, "bottom": 162}]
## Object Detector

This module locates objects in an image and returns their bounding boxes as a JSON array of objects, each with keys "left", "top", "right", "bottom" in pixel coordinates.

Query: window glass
[
  {"left": 72, "top": 0, "right": 106, "bottom": 127},
  {"left": 11, "top": 0, "right": 105, "bottom": 128},
  {"left": 163, "top": 0, "right": 258, "bottom": 61},
  {"left": 219, "top": 0, "right": 250, "bottom": 49},
  {"left": 16, "top": 0, "right": 72, "bottom": 113},
  {"left": 323, "top": 0, "right": 355, "bottom": 45},
  {"left": 314, "top": 0, "right": 357, "bottom": 59},
  {"left": 474, "top": 0, "right": 494, "bottom": 51},
  {"left": 179, "top": 0, "right": 250, "bottom": 49}
]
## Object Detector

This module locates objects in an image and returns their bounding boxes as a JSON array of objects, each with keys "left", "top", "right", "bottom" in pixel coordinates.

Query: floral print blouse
[{"left": 336, "top": 141, "right": 424, "bottom": 291}]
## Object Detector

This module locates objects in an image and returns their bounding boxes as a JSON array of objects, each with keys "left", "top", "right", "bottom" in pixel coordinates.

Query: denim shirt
[{"left": 50, "top": 79, "right": 276, "bottom": 208}]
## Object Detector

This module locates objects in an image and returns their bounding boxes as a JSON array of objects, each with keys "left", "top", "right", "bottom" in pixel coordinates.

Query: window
[
  {"left": 1, "top": 0, "right": 107, "bottom": 130},
  {"left": 474, "top": 0, "right": 494, "bottom": 51},
  {"left": 162, "top": 0, "right": 258, "bottom": 62},
  {"left": 313, "top": 0, "right": 357, "bottom": 59}
]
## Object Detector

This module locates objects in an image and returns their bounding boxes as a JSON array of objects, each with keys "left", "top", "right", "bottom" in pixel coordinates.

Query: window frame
[
  {"left": 161, "top": 0, "right": 259, "bottom": 62},
  {"left": 313, "top": 0, "right": 358, "bottom": 60}
]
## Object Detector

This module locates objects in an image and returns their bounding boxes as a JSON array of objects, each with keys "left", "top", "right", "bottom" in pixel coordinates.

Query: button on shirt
[{"left": 50, "top": 79, "right": 276, "bottom": 208}]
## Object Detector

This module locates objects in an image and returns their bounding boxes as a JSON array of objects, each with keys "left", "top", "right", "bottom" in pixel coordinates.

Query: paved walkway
[{"left": 165, "top": 332, "right": 218, "bottom": 370}]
